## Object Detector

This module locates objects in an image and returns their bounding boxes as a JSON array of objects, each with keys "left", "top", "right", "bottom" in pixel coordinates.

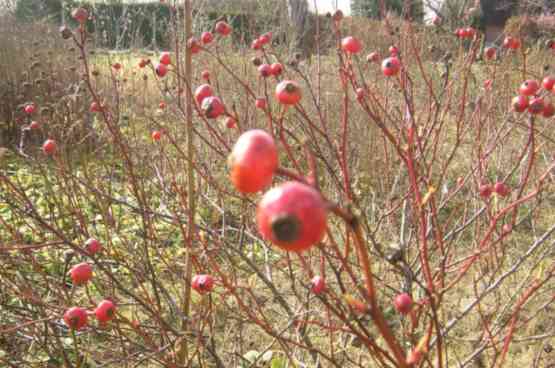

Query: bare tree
[{"left": 287, "top": 0, "right": 309, "bottom": 51}]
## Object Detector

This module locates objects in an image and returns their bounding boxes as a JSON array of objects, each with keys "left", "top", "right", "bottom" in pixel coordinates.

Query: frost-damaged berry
[
  {"left": 341, "top": 36, "right": 362, "bottom": 54},
  {"left": 257, "top": 182, "right": 328, "bottom": 252},
  {"left": 381, "top": 57, "right": 400, "bottom": 76},
  {"left": 393, "top": 293, "right": 413, "bottom": 315},
  {"left": 42, "top": 139, "right": 56, "bottom": 155},
  {"left": 192, "top": 274, "right": 214, "bottom": 294},
  {"left": 275, "top": 80, "right": 301, "bottom": 105},
  {"left": 85, "top": 238, "right": 102, "bottom": 255},
  {"left": 201, "top": 96, "right": 225, "bottom": 119},
  {"left": 69, "top": 262, "right": 93, "bottom": 285},
  {"left": 194, "top": 84, "right": 214, "bottom": 105},
  {"left": 95, "top": 300, "right": 116, "bottom": 323},
  {"left": 229, "top": 129, "right": 277, "bottom": 193},
  {"left": 64, "top": 307, "right": 88, "bottom": 330}
]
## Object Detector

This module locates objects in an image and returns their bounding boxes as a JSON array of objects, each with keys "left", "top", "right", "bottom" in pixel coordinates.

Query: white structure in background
[
  {"left": 308, "top": 0, "right": 351, "bottom": 14},
  {"left": 423, "top": 0, "right": 446, "bottom": 23}
]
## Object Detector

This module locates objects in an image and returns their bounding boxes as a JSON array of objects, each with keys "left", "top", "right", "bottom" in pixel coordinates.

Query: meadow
[{"left": 1, "top": 5, "right": 554, "bottom": 368}]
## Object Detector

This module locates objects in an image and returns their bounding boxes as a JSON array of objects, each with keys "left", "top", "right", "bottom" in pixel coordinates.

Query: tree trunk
[{"left": 287, "top": 0, "right": 308, "bottom": 52}]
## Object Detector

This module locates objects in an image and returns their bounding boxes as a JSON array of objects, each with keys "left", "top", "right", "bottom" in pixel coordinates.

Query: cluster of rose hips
[
  {"left": 455, "top": 27, "right": 477, "bottom": 39},
  {"left": 340, "top": 36, "right": 401, "bottom": 77},
  {"left": 63, "top": 238, "right": 117, "bottom": 331},
  {"left": 511, "top": 77, "right": 555, "bottom": 117},
  {"left": 479, "top": 181, "right": 511, "bottom": 199}
]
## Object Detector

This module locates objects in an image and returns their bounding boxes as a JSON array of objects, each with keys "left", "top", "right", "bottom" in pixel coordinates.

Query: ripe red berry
[
  {"left": 201, "top": 70, "right": 210, "bottom": 80},
  {"left": 494, "top": 182, "right": 510, "bottom": 197},
  {"left": 341, "top": 36, "right": 362, "bottom": 54},
  {"left": 201, "top": 31, "right": 214, "bottom": 44},
  {"left": 512, "top": 95, "right": 529, "bottom": 113},
  {"left": 24, "top": 103, "right": 36, "bottom": 115},
  {"left": 69, "top": 262, "right": 93, "bottom": 285},
  {"left": 311, "top": 276, "right": 326, "bottom": 295},
  {"left": 257, "top": 181, "right": 328, "bottom": 252},
  {"left": 194, "top": 84, "right": 214, "bottom": 105},
  {"left": 519, "top": 79, "right": 540, "bottom": 96},
  {"left": 484, "top": 46, "right": 496, "bottom": 60},
  {"left": 255, "top": 97, "right": 267, "bottom": 110},
  {"left": 71, "top": 7, "right": 88, "bottom": 24},
  {"left": 187, "top": 37, "right": 201, "bottom": 54},
  {"left": 112, "top": 62, "right": 122, "bottom": 71},
  {"left": 214, "top": 21, "right": 232, "bottom": 36},
  {"left": 159, "top": 101, "right": 166, "bottom": 110},
  {"left": 528, "top": 97, "right": 544, "bottom": 115},
  {"left": 29, "top": 121, "right": 40, "bottom": 130},
  {"left": 393, "top": 293, "right": 413, "bottom": 315},
  {"left": 95, "top": 300, "right": 116, "bottom": 323},
  {"left": 159, "top": 52, "right": 171, "bottom": 65},
  {"left": 258, "top": 64, "right": 271, "bottom": 78},
  {"left": 201, "top": 96, "right": 225, "bottom": 119},
  {"left": 366, "top": 51, "right": 380, "bottom": 63},
  {"left": 192, "top": 274, "right": 214, "bottom": 294},
  {"left": 542, "top": 102, "right": 554, "bottom": 118},
  {"left": 229, "top": 129, "right": 278, "bottom": 194},
  {"left": 251, "top": 39, "right": 262, "bottom": 50},
  {"left": 479, "top": 184, "right": 492, "bottom": 199},
  {"left": 389, "top": 45, "right": 399, "bottom": 56},
  {"left": 138, "top": 59, "right": 146, "bottom": 68},
  {"left": 275, "top": 80, "right": 302, "bottom": 105},
  {"left": 258, "top": 32, "right": 272, "bottom": 45},
  {"left": 464, "top": 27, "right": 476, "bottom": 38},
  {"left": 503, "top": 36, "right": 520, "bottom": 50},
  {"left": 90, "top": 101, "right": 101, "bottom": 113},
  {"left": 64, "top": 307, "right": 88, "bottom": 330},
  {"left": 270, "top": 62, "right": 283, "bottom": 76},
  {"left": 381, "top": 57, "right": 400, "bottom": 76},
  {"left": 156, "top": 63, "right": 168, "bottom": 77},
  {"left": 85, "top": 238, "right": 102, "bottom": 255},
  {"left": 224, "top": 117, "right": 236, "bottom": 128},
  {"left": 542, "top": 76, "right": 555, "bottom": 91},
  {"left": 152, "top": 130, "right": 162, "bottom": 141},
  {"left": 42, "top": 139, "right": 56, "bottom": 155}
]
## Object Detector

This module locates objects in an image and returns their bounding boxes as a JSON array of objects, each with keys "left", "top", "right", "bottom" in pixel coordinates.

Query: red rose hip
[
  {"left": 311, "top": 276, "right": 326, "bottom": 295},
  {"left": 95, "top": 300, "right": 116, "bottom": 323},
  {"left": 85, "top": 238, "right": 102, "bottom": 255},
  {"left": 64, "top": 307, "right": 88, "bottom": 330},
  {"left": 69, "top": 262, "right": 93, "bottom": 285},
  {"left": 381, "top": 57, "right": 400, "bottom": 76},
  {"left": 194, "top": 84, "right": 214, "bottom": 105},
  {"left": 192, "top": 274, "right": 214, "bottom": 294},
  {"left": 42, "top": 139, "right": 57, "bottom": 155},
  {"left": 256, "top": 181, "right": 328, "bottom": 252},
  {"left": 229, "top": 129, "right": 278, "bottom": 193},
  {"left": 393, "top": 293, "right": 413, "bottom": 315},
  {"left": 341, "top": 36, "right": 362, "bottom": 54},
  {"left": 519, "top": 79, "right": 540, "bottom": 96},
  {"left": 201, "top": 96, "right": 224, "bottom": 119},
  {"left": 275, "top": 80, "right": 302, "bottom": 105}
]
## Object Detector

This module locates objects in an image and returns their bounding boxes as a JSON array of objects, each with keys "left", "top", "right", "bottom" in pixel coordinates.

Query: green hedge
[{"left": 15, "top": 0, "right": 279, "bottom": 49}]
